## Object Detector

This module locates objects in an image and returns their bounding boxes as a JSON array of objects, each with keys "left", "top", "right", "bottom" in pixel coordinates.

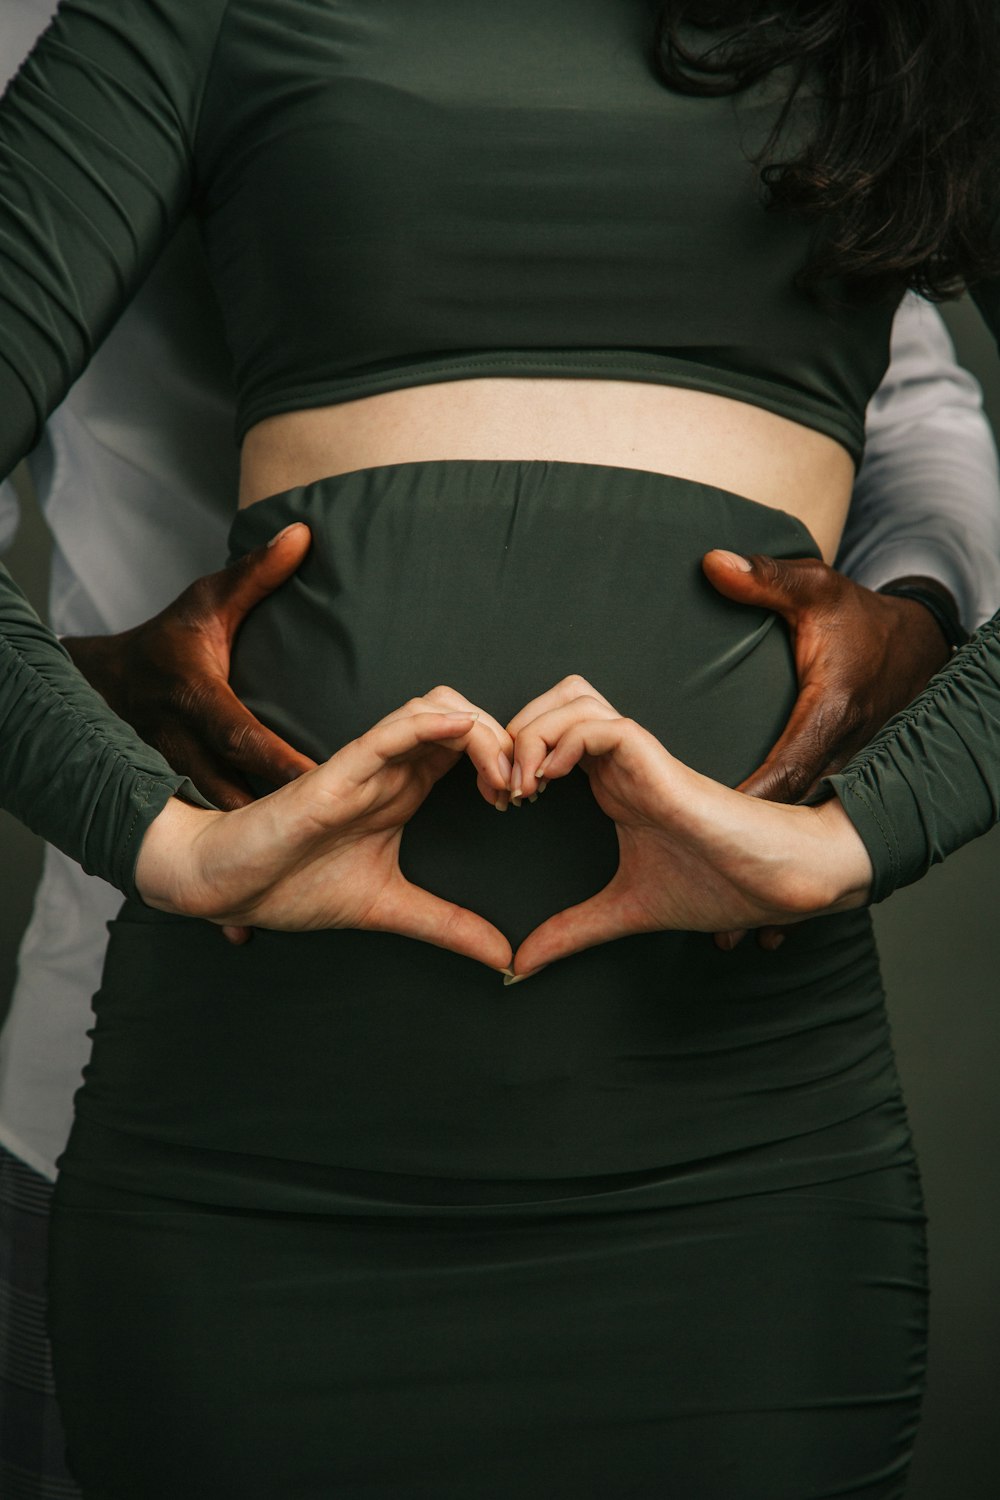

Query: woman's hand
[
  {"left": 135, "top": 688, "right": 515, "bottom": 971},
  {"left": 506, "top": 676, "right": 874, "bottom": 975}
]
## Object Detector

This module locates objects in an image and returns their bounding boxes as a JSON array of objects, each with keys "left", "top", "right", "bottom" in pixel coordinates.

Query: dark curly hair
[{"left": 654, "top": 1, "right": 1000, "bottom": 299}]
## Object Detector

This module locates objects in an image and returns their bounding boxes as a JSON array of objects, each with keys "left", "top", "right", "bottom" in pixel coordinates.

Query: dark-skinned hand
[
  {"left": 701, "top": 548, "right": 953, "bottom": 951},
  {"left": 63, "top": 522, "right": 317, "bottom": 814},
  {"left": 64, "top": 522, "right": 317, "bottom": 946}
]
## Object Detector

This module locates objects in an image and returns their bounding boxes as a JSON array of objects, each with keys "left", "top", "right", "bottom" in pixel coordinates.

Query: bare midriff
[{"left": 239, "top": 379, "right": 856, "bottom": 563}]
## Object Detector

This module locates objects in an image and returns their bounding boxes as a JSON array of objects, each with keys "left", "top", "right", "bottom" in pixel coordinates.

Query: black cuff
[{"left": 878, "top": 577, "right": 970, "bottom": 653}]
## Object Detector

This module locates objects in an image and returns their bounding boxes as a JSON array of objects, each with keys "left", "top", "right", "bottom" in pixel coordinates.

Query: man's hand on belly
[
  {"left": 700, "top": 549, "right": 952, "bottom": 951},
  {"left": 64, "top": 523, "right": 318, "bottom": 810},
  {"left": 702, "top": 550, "right": 953, "bottom": 804}
]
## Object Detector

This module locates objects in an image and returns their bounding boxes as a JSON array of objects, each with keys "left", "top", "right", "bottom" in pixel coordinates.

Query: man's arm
[
  {"left": 840, "top": 292, "right": 1000, "bottom": 631},
  {"left": 0, "top": 477, "right": 19, "bottom": 554},
  {"left": 705, "top": 294, "right": 1000, "bottom": 808}
]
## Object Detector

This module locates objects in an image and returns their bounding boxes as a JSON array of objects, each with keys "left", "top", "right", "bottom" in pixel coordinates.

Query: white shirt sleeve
[
  {"left": 838, "top": 293, "right": 1000, "bottom": 630},
  {"left": 0, "top": 478, "right": 20, "bottom": 554}
]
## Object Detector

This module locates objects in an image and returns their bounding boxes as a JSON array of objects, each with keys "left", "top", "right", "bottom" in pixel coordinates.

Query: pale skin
[{"left": 137, "top": 381, "right": 875, "bottom": 964}]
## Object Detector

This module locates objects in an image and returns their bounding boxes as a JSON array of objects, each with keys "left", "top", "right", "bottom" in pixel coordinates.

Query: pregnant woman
[{"left": 2, "top": 2, "right": 998, "bottom": 1495}]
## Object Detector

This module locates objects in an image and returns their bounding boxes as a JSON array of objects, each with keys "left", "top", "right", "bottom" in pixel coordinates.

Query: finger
[
  {"left": 341, "top": 711, "right": 485, "bottom": 786},
  {"left": 713, "top": 929, "right": 749, "bottom": 951},
  {"left": 420, "top": 686, "right": 512, "bottom": 754},
  {"left": 505, "top": 674, "right": 615, "bottom": 741},
  {"left": 381, "top": 689, "right": 513, "bottom": 800},
  {"left": 221, "top": 924, "right": 253, "bottom": 946},
  {"left": 371, "top": 875, "right": 513, "bottom": 971},
  {"left": 702, "top": 551, "right": 833, "bottom": 627},
  {"left": 203, "top": 524, "right": 313, "bottom": 632},
  {"left": 532, "top": 716, "right": 643, "bottom": 786},
  {"left": 513, "top": 881, "right": 636, "bottom": 972},
  {"left": 449, "top": 719, "right": 514, "bottom": 794},
  {"left": 193, "top": 682, "right": 319, "bottom": 788},
  {"left": 757, "top": 927, "right": 787, "bottom": 951},
  {"left": 511, "top": 696, "right": 619, "bottom": 796},
  {"left": 736, "top": 684, "right": 847, "bottom": 804},
  {"left": 183, "top": 760, "right": 256, "bottom": 812}
]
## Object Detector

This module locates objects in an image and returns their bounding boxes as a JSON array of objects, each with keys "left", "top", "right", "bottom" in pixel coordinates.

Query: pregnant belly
[
  {"left": 72, "top": 459, "right": 897, "bottom": 1192},
  {"left": 229, "top": 458, "right": 806, "bottom": 946}
]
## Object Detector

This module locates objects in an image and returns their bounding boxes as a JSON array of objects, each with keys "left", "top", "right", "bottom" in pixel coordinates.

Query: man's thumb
[{"left": 701, "top": 549, "right": 816, "bottom": 619}]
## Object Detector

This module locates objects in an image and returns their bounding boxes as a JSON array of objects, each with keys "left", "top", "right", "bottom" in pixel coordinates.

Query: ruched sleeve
[
  {"left": 824, "top": 611, "right": 1000, "bottom": 902},
  {"left": 0, "top": 0, "right": 228, "bottom": 896},
  {"left": 824, "top": 243, "right": 1000, "bottom": 900}
]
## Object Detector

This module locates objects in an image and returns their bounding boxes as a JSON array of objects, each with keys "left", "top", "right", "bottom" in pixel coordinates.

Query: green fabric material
[
  {"left": 0, "top": 0, "right": 904, "bottom": 471},
  {"left": 49, "top": 1165, "right": 927, "bottom": 1498},
  {"left": 47, "top": 463, "right": 926, "bottom": 1495},
  {"left": 0, "top": 560, "right": 210, "bottom": 902},
  {"left": 58, "top": 464, "right": 910, "bottom": 1191},
  {"left": 2, "top": 0, "right": 1000, "bottom": 903},
  {"left": 826, "top": 610, "right": 1000, "bottom": 902}
]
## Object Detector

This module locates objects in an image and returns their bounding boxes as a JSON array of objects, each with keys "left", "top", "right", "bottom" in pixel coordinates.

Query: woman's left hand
[{"left": 506, "top": 676, "right": 874, "bottom": 976}]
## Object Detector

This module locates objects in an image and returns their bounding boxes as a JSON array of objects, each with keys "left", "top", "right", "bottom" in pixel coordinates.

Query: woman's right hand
[
  {"left": 506, "top": 676, "right": 874, "bottom": 975},
  {"left": 134, "top": 688, "right": 515, "bottom": 971}
]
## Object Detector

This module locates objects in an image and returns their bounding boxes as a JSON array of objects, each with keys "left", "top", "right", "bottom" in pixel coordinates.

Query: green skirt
[{"left": 51, "top": 462, "right": 927, "bottom": 1497}]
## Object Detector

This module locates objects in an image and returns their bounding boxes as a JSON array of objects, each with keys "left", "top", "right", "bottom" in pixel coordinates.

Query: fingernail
[
  {"left": 445, "top": 711, "right": 479, "bottom": 722},
  {"left": 536, "top": 777, "right": 548, "bottom": 794},
  {"left": 510, "top": 764, "right": 523, "bottom": 806},
  {"left": 495, "top": 791, "right": 510, "bottom": 812},
  {"left": 498, "top": 752, "right": 513, "bottom": 784},
  {"left": 714, "top": 550, "right": 752, "bottom": 572},
  {"left": 267, "top": 524, "right": 297, "bottom": 548},
  {"left": 527, "top": 792, "right": 538, "bottom": 804},
  {"left": 503, "top": 971, "right": 531, "bottom": 986}
]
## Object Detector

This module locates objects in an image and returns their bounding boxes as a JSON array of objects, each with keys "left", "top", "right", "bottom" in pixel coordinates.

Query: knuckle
[{"left": 749, "top": 553, "right": 781, "bottom": 585}]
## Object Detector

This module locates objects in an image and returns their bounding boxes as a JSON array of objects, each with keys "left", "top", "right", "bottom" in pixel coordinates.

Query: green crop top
[
  {"left": 6, "top": 0, "right": 997, "bottom": 474},
  {"left": 3, "top": 0, "right": 1000, "bottom": 900}
]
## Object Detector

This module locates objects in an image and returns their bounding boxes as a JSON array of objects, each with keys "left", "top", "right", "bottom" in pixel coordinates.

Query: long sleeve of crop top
[
  {"left": 825, "top": 274, "right": 1000, "bottom": 901},
  {"left": 0, "top": 0, "right": 228, "bottom": 898}
]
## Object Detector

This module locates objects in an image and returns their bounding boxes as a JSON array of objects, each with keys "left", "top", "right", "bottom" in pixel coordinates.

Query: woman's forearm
[
  {"left": 0, "top": 560, "right": 211, "bottom": 900},
  {"left": 825, "top": 608, "right": 1000, "bottom": 901}
]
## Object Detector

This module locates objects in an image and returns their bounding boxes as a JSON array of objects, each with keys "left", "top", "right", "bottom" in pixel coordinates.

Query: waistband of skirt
[{"left": 229, "top": 459, "right": 820, "bottom": 559}]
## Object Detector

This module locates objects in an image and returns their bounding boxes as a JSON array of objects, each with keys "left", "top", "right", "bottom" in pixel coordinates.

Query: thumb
[
  {"left": 212, "top": 523, "right": 313, "bottom": 627},
  {"left": 514, "top": 882, "right": 633, "bottom": 973},
  {"left": 702, "top": 550, "right": 829, "bottom": 626},
  {"left": 373, "top": 875, "right": 513, "bottom": 973}
]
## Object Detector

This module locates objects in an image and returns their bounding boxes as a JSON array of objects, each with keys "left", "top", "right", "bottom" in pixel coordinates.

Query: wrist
[
  {"left": 135, "top": 796, "right": 226, "bottom": 916},
  {"left": 877, "top": 575, "right": 968, "bottom": 655},
  {"left": 810, "top": 797, "right": 874, "bottom": 911}
]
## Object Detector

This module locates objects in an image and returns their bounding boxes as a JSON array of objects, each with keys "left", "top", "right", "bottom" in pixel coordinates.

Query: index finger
[
  {"left": 200, "top": 684, "right": 318, "bottom": 788},
  {"left": 736, "top": 686, "right": 846, "bottom": 804},
  {"left": 505, "top": 674, "right": 615, "bottom": 740}
]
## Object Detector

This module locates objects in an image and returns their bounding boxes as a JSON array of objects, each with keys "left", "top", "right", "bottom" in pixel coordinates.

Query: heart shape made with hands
[
  {"left": 392, "top": 673, "right": 763, "bottom": 979},
  {"left": 207, "top": 673, "right": 812, "bottom": 972}
]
